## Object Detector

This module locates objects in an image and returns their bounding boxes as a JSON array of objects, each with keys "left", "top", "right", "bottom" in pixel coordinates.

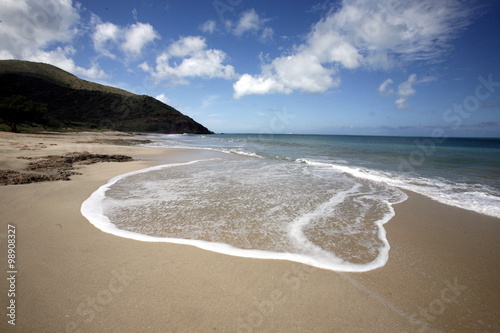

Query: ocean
[{"left": 81, "top": 134, "right": 500, "bottom": 272}]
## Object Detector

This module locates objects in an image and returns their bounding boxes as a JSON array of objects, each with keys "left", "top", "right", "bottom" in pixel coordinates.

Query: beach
[{"left": 0, "top": 131, "right": 499, "bottom": 332}]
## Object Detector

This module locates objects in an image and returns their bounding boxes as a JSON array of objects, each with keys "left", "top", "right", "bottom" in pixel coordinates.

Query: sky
[{"left": 1, "top": 0, "right": 499, "bottom": 137}]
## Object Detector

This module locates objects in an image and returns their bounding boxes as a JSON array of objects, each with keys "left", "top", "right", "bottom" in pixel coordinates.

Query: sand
[{"left": 0, "top": 131, "right": 498, "bottom": 332}]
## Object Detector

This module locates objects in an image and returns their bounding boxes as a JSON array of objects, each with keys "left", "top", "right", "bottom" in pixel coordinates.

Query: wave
[
  {"left": 216, "top": 149, "right": 264, "bottom": 158},
  {"left": 143, "top": 134, "right": 500, "bottom": 219},
  {"left": 81, "top": 157, "right": 407, "bottom": 272},
  {"left": 144, "top": 135, "right": 500, "bottom": 218},
  {"left": 297, "top": 158, "right": 500, "bottom": 218}
]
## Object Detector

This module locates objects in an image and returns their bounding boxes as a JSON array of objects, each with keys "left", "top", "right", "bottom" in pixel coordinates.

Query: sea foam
[
  {"left": 81, "top": 157, "right": 406, "bottom": 272},
  {"left": 296, "top": 158, "right": 500, "bottom": 218}
]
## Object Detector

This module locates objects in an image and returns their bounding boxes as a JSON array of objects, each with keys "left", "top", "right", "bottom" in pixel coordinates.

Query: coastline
[{"left": 0, "top": 131, "right": 498, "bottom": 332}]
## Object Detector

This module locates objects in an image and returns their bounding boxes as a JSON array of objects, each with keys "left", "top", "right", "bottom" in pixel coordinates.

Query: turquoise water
[
  {"left": 81, "top": 134, "right": 500, "bottom": 272},
  {"left": 147, "top": 134, "right": 500, "bottom": 217}
]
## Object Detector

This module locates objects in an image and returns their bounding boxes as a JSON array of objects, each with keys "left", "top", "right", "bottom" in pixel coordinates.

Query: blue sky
[{"left": 1, "top": 0, "right": 499, "bottom": 136}]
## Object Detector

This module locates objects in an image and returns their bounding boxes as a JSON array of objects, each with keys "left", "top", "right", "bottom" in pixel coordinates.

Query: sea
[{"left": 81, "top": 134, "right": 500, "bottom": 272}]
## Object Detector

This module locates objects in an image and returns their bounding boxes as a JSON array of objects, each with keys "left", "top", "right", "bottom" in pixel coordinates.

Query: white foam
[
  {"left": 81, "top": 159, "right": 211, "bottom": 235},
  {"left": 81, "top": 158, "right": 405, "bottom": 272},
  {"left": 287, "top": 184, "right": 374, "bottom": 270},
  {"left": 148, "top": 136, "right": 499, "bottom": 219},
  {"left": 218, "top": 149, "right": 263, "bottom": 158},
  {"left": 140, "top": 136, "right": 265, "bottom": 159},
  {"left": 297, "top": 158, "right": 500, "bottom": 218},
  {"left": 289, "top": 183, "right": 361, "bottom": 251}
]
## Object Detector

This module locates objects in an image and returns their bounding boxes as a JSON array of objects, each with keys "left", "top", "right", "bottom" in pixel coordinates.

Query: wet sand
[{"left": 0, "top": 131, "right": 498, "bottom": 332}]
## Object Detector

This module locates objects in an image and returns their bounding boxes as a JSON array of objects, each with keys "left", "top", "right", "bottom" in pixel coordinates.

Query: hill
[{"left": 0, "top": 60, "right": 213, "bottom": 134}]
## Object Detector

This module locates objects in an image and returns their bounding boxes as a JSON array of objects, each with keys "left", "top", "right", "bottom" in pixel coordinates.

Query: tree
[{"left": 0, "top": 95, "right": 48, "bottom": 132}]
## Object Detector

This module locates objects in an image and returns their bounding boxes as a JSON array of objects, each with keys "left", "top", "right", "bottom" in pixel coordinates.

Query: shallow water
[{"left": 81, "top": 134, "right": 500, "bottom": 272}]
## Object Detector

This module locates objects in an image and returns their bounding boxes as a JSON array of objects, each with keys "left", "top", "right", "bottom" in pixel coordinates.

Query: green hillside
[{"left": 0, "top": 60, "right": 213, "bottom": 134}]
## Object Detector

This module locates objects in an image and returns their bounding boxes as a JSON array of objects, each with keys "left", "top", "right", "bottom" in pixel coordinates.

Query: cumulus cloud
[
  {"left": 0, "top": 0, "right": 108, "bottom": 79},
  {"left": 122, "top": 23, "right": 159, "bottom": 56},
  {"left": 233, "top": 53, "right": 339, "bottom": 98},
  {"left": 167, "top": 36, "right": 206, "bottom": 57},
  {"left": 140, "top": 36, "right": 238, "bottom": 85},
  {"left": 92, "top": 20, "right": 160, "bottom": 59},
  {"left": 233, "top": 0, "right": 474, "bottom": 98},
  {"left": 93, "top": 22, "right": 121, "bottom": 59}
]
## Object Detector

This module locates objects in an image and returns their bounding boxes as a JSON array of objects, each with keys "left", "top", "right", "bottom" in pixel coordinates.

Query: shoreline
[{"left": 1, "top": 131, "right": 499, "bottom": 332}]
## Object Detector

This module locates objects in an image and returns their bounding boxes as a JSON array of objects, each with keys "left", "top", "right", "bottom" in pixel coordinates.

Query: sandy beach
[{"left": 0, "top": 131, "right": 499, "bottom": 332}]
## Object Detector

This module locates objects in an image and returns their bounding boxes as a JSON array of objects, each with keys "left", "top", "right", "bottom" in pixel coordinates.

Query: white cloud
[
  {"left": 122, "top": 23, "right": 160, "bottom": 57},
  {"left": 395, "top": 74, "right": 417, "bottom": 110},
  {"left": 93, "top": 22, "right": 121, "bottom": 59},
  {"left": 92, "top": 21, "right": 159, "bottom": 59},
  {"left": 0, "top": 50, "right": 15, "bottom": 59},
  {"left": 233, "top": 0, "right": 474, "bottom": 98},
  {"left": 155, "top": 93, "right": 171, "bottom": 104},
  {"left": 233, "top": 9, "right": 261, "bottom": 35},
  {"left": 417, "top": 75, "right": 438, "bottom": 84},
  {"left": 226, "top": 9, "right": 274, "bottom": 41},
  {"left": 141, "top": 36, "right": 238, "bottom": 85},
  {"left": 167, "top": 36, "right": 206, "bottom": 57},
  {"left": 261, "top": 27, "right": 274, "bottom": 42},
  {"left": 324, "top": 0, "right": 472, "bottom": 67},
  {"left": 0, "top": 0, "right": 107, "bottom": 79},
  {"left": 378, "top": 78, "right": 394, "bottom": 96},
  {"left": 0, "top": 0, "right": 79, "bottom": 55},
  {"left": 233, "top": 53, "right": 339, "bottom": 98},
  {"left": 379, "top": 74, "right": 418, "bottom": 109},
  {"left": 23, "top": 46, "right": 107, "bottom": 79},
  {"left": 233, "top": 74, "right": 286, "bottom": 98},
  {"left": 200, "top": 20, "right": 217, "bottom": 34}
]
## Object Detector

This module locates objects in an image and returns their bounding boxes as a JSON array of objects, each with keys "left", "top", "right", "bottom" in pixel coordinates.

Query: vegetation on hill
[
  {"left": 0, "top": 95, "right": 48, "bottom": 132},
  {"left": 0, "top": 60, "right": 213, "bottom": 134}
]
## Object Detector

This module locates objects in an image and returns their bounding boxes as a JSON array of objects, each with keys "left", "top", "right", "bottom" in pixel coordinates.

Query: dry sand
[{"left": 0, "top": 131, "right": 498, "bottom": 332}]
